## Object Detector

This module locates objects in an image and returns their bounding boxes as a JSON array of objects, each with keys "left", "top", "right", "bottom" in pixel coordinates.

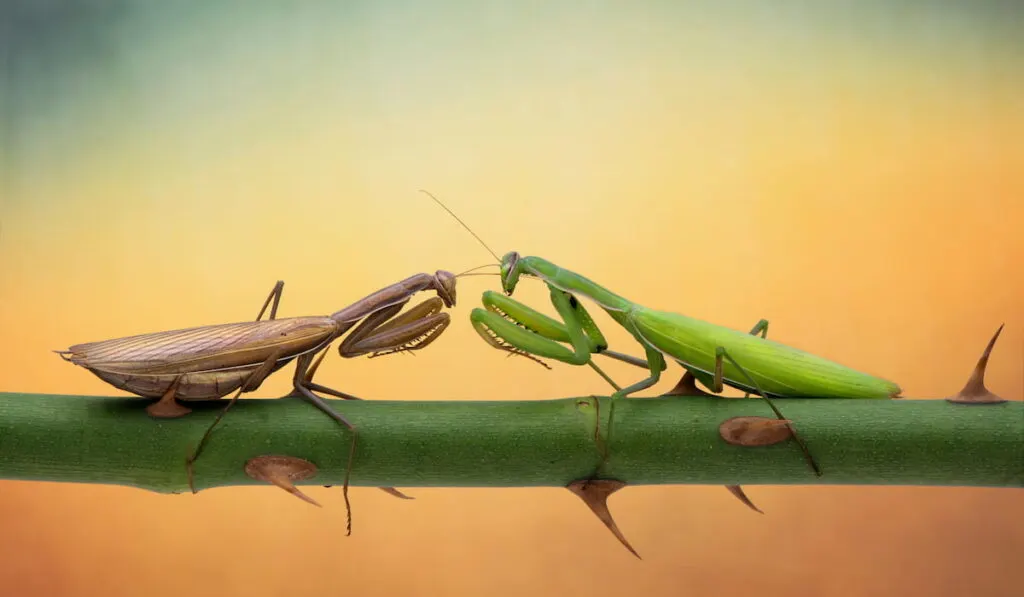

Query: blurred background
[{"left": 1, "top": 1, "right": 1021, "bottom": 596}]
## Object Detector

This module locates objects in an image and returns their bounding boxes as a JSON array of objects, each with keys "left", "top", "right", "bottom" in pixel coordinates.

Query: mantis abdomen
[
  {"left": 63, "top": 317, "right": 337, "bottom": 374},
  {"left": 632, "top": 308, "right": 902, "bottom": 399}
]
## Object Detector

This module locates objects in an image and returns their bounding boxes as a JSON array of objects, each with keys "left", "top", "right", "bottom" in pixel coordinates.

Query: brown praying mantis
[{"left": 57, "top": 271, "right": 458, "bottom": 533}]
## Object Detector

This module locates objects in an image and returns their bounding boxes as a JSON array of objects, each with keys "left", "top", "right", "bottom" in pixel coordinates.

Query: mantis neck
[{"left": 521, "top": 256, "right": 634, "bottom": 313}]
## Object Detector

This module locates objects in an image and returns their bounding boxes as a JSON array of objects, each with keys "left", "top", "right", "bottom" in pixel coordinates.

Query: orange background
[{"left": 1, "top": 2, "right": 1021, "bottom": 596}]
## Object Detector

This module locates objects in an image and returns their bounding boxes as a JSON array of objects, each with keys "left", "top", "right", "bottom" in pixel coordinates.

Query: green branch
[{"left": 0, "top": 392, "right": 1020, "bottom": 493}]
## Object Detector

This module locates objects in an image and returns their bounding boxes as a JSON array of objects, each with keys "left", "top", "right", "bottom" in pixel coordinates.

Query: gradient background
[{"left": 2, "top": 1, "right": 1022, "bottom": 596}]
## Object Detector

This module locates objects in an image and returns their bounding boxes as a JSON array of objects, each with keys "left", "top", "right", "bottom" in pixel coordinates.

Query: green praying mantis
[{"left": 421, "top": 190, "right": 903, "bottom": 517}]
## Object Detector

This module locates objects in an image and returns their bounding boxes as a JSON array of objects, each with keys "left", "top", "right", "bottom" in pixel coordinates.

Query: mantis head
[
  {"left": 500, "top": 251, "right": 522, "bottom": 295},
  {"left": 433, "top": 270, "right": 458, "bottom": 307}
]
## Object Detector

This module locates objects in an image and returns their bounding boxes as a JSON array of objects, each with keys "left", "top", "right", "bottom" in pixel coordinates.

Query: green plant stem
[{"left": 0, "top": 392, "right": 1020, "bottom": 493}]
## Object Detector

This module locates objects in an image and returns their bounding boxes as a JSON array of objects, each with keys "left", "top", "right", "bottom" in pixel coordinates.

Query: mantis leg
[
  {"left": 655, "top": 318, "right": 790, "bottom": 512},
  {"left": 711, "top": 346, "right": 821, "bottom": 477},
  {"left": 287, "top": 350, "right": 362, "bottom": 535},
  {"left": 470, "top": 289, "right": 608, "bottom": 367},
  {"left": 255, "top": 280, "right": 286, "bottom": 321},
  {"left": 598, "top": 349, "right": 650, "bottom": 369},
  {"left": 308, "top": 299, "right": 452, "bottom": 511},
  {"left": 727, "top": 318, "right": 770, "bottom": 512},
  {"left": 284, "top": 296, "right": 453, "bottom": 401},
  {"left": 471, "top": 289, "right": 648, "bottom": 370},
  {"left": 186, "top": 348, "right": 286, "bottom": 493},
  {"left": 473, "top": 288, "right": 666, "bottom": 459},
  {"left": 741, "top": 319, "right": 769, "bottom": 399},
  {"left": 293, "top": 347, "right": 416, "bottom": 506},
  {"left": 275, "top": 294, "right": 454, "bottom": 518},
  {"left": 599, "top": 340, "right": 667, "bottom": 465},
  {"left": 284, "top": 346, "right": 366, "bottom": 401},
  {"left": 339, "top": 296, "right": 452, "bottom": 359},
  {"left": 472, "top": 288, "right": 625, "bottom": 453},
  {"left": 608, "top": 341, "right": 666, "bottom": 400},
  {"left": 474, "top": 287, "right": 632, "bottom": 405}
]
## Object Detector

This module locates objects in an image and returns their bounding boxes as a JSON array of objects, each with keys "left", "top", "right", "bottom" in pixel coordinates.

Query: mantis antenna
[
  {"left": 455, "top": 264, "right": 500, "bottom": 277},
  {"left": 420, "top": 189, "right": 502, "bottom": 264}
]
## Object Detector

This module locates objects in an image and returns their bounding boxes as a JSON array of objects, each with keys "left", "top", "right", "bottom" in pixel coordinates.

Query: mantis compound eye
[{"left": 500, "top": 251, "right": 520, "bottom": 295}]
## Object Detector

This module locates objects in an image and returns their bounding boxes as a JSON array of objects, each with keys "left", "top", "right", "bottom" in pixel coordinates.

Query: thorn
[
  {"left": 724, "top": 485, "right": 764, "bottom": 514},
  {"left": 147, "top": 376, "right": 191, "bottom": 419},
  {"left": 946, "top": 324, "right": 1007, "bottom": 405},
  {"left": 660, "top": 371, "right": 713, "bottom": 397},
  {"left": 378, "top": 487, "right": 415, "bottom": 500},
  {"left": 566, "top": 479, "right": 641, "bottom": 559},
  {"left": 146, "top": 399, "right": 191, "bottom": 419},
  {"left": 244, "top": 455, "right": 322, "bottom": 507},
  {"left": 719, "top": 416, "right": 795, "bottom": 447},
  {"left": 719, "top": 417, "right": 795, "bottom": 514}
]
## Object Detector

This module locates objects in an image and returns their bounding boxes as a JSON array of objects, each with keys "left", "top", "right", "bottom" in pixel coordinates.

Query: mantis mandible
[
  {"left": 58, "top": 271, "right": 457, "bottom": 533},
  {"left": 422, "top": 190, "right": 902, "bottom": 512}
]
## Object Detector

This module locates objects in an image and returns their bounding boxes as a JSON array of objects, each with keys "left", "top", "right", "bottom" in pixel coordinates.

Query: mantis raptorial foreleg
[
  {"left": 471, "top": 288, "right": 627, "bottom": 387},
  {"left": 471, "top": 288, "right": 660, "bottom": 389},
  {"left": 248, "top": 282, "right": 440, "bottom": 516},
  {"left": 472, "top": 289, "right": 606, "bottom": 364},
  {"left": 473, "top": 288, "right": 615, "bottom": 451},
  {"left": 282, "top": 298, "right": 452, "bottom": 510},
  {"left": 471, "top": 287, "right": 666, "bottom": 457},
  {"left": 341, "top": 296, "right": 452, "bottom": 358}
]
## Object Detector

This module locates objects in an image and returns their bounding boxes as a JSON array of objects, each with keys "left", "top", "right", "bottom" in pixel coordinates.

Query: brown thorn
[
  {"left": 718, "top": 417, "right": 791, "bottom": 515},
  {"left": 244, "top": 455, "right": 322, "bottom": 507},
  {"left": 378, "top": 487, "right": 415, "bottom": 500},
  {"left": 566, "top": 479, "right": 641, "bottom": 559},
  {"left": 719, "top": 416, "right": 795, "bottom": 447},
  {"left": 660, "top": 371, "right": 714, "bottom": 397},
  {"left": 946, "top": 323, "right": 1008, "bottom": 405},
  {"left": 724, "top": 485, "right": 764, "bottom": 514},
  {"left": 146, "top": 376, "right": 191, "bottom": 418},
  {"left": 720, "top": 415, "right": 790, "bottom": 514}
]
